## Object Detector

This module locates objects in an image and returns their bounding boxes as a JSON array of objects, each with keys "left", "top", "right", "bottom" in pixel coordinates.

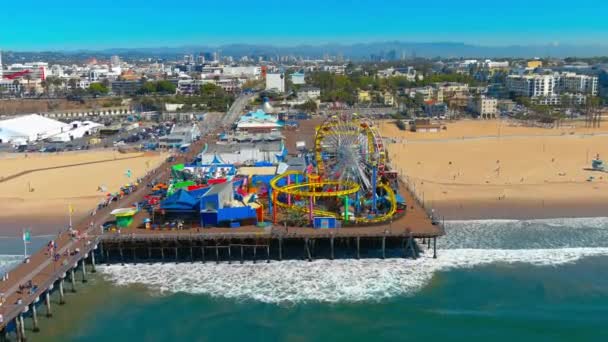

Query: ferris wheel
[{"left": 314, "top": 114, "right": 386, "bottom": 193}]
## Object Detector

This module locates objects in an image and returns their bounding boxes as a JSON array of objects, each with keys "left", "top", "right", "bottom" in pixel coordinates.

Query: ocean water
[{"left": 5, "top": 217, "right": 608, "bottom": 341}]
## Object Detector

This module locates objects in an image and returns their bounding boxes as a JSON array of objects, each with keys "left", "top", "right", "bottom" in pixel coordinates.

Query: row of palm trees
[{"left": 6, "top": 76, "right": 83, "bottom": 98}]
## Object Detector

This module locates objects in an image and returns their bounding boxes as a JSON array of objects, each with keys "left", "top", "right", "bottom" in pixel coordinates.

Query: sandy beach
[
  {"left": 0, "top": 150, "right": 167, "bottom": 235},
  {"left": 381, "top": 119, "right": 608, "bottom": 219}
]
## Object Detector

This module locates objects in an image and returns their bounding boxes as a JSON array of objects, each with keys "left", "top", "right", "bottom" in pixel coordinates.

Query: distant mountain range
[
  {"left": 6, "top": 41, "right": 608, "bottom": 60},
  {"left": 98, "top": 42, "right": 608, "bottom": 59}
]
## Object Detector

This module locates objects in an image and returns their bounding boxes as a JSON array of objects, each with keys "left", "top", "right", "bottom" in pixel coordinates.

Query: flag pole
[{"left": 23, "top": 229, "right": 27, "bottom": 258}]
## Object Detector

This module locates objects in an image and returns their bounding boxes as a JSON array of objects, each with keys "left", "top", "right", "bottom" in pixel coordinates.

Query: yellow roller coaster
[{"left": 269, "top": 170, "right": 397, "bottom": 225}]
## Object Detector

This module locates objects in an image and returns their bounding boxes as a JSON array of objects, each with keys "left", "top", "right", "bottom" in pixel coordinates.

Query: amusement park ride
[{"left": 270, "top": 113, "right": 401, "bottom": 227}]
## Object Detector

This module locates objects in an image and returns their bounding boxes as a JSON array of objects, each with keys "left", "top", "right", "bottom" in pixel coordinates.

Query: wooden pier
[
  {"left": 0, "top": 126, "right": 445, "bottom": 340},
  {"left": 0, "top": 134, "right": 210, "bottom": 340}
]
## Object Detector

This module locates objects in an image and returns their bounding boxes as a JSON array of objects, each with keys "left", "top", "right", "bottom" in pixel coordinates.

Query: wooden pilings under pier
[
  {"left": 97, "top": 226, "right": 440, "bottom": 264},
  {"left": 0, "top": 240, "right": 100, "bottom": 339}
]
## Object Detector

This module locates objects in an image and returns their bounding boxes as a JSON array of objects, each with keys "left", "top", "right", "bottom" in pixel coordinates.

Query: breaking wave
[
  {"left": 0, "top": 255, "right": 23, "bottom": 274},
  {"left": 99, "top": 217, "right": 608, "bottom": 303}
]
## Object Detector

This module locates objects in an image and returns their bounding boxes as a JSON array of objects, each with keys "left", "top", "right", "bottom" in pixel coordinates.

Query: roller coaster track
[{"left": 269, "top": 171, "right": 397, "bottom": 225}]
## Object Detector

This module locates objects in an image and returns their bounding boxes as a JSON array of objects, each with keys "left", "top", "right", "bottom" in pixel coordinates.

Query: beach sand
[
  {"left": 381, "top": 119, "right": 608, "bottom": 219},
  {"left": 0, "top": 150, "right": 167, "bottom": 235}
]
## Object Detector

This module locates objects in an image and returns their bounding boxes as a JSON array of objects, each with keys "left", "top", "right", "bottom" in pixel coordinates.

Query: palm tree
[
  {"left": 68, "top": 78, "right": 77, "bottom": 91},
  {"left": 12, "top": 79, "right": 21, "bottom": 96},
  {"left": 54, "top": 77, "right": 65, "bottom": 96}
]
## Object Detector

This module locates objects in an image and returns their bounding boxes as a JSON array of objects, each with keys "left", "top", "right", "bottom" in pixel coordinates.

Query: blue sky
[{"left": 1, "top": 0, "right": 606, "bottom": 50}]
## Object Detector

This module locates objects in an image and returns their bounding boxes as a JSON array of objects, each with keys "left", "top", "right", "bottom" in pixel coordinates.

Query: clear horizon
[{"left": 1, "top": 0, "right": 606, "bottom": 51}]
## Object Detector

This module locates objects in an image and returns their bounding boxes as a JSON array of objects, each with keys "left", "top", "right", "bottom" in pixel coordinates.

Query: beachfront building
[
  {"left": 296, "top": 87, "right": 321, "bottom": 102},
  {"left": 236, "top": 109, "right": 282, "bottom": 133},
  {"left": 158, "top": 124, "right": 201, "bottom": 148},
  {"left": 468, "top": 96, "right": 498, "bottom": 119},
  {"left": 0, "top": 114, "right": 70, "bottom": 145},
  {"left": 266, "top": 73, "right": 285, "bottom": 93},
  {"left": 291, "top": 72, "right": 306, "bottom": 85},
  {"left": 507, "top": 72, "right": 598, "bottom": 106}
]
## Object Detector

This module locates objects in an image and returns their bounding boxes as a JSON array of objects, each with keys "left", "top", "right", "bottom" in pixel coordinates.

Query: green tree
[
  {"left": 295, "top": 99, "right": 318, "bottom": 113},
  {"left": 88, "top": 83, "right": 109, "bottom": 96},
  {"left": 156, "top": 80, "right": 176, "bottom": 94}
]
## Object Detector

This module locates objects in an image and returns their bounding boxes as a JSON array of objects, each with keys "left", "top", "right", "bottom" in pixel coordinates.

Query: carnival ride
[{"left": 270, "top": 114, "right": 399, "bottom": 226}]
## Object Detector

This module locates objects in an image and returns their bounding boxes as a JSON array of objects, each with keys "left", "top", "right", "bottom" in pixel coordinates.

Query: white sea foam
[
  {"left": 0, "top": 255, "right": 23, "bottom": 274},
  {"left": 98, "top": 217, "right": 608, "bottom": 303},
  {"left": 99, "top": 247, "right": 608, "bottom": 304}
]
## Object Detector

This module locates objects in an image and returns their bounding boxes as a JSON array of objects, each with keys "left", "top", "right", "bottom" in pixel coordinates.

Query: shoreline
[{"left": 431, "top": 198, "right": 608, "bottom": 221}]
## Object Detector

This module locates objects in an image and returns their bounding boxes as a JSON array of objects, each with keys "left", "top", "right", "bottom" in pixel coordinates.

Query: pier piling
[
  {"left": 160, "top": 247, "right": 164, "bottom": 261},
  {"left": 45, "top": 292, "right": 52, "bottom": 317},
  {"left": 253, "top": 245, "right": 257, "bottom": 264},
  {"left": 382, "top": 236, "right": 386, "bottom": 259},
  {"left": 356, "top": 237, "right": 360, "bottom": 260},
  {"left": 240, "top": 245, "right": 244, "bottom": 264},
  {"left": 70, "top": 268, "right": 76, "bottom": 293},
  {"left": 330, "top": 237, "right": 335, "bottom": 260},
  {"left": 228, "top": 246, "right": 232, "bottom": 264},
  {"left": 215, "top": 246, "right": 219, "bottom": 264},
  {"left": 433, "top": 237, "right": 437, "bottom": 259},
  {"left": 174, "top": 247, "right": 178, "bottom": 262},
  {"left": 278, "top": 238, "right": 283, "bottom": 261},
  {"left": 81, "top": 259, "right": 87, "bottom": 283},
  {"left": 201, "top": 246, "right": 205, "bottom": 263},
  {"left": 31, "top": 304, "right": 39, "bottom": 332},
  {"left": 91, "top": 251, "right": 97, "bottom": 273},
  {"left": 99, "top": 243, "right": 105, "bottom": 263},
  {"left": 15, "top": 315, "right": 22, "bottom": 342},
  {"left": 266, "top": 244, "right": 270, "bottom": 263},
  {"left": 18, "top": 314, "right": 25, "bottom": 341},
  {"left": 132, "top": 248, "right": 136, "bottom": 263},
  {"left": 59, "top": 279, "right": 65, "bottom": 305},
  {"left": 305, "top": 238, "right": 312, "bottom": 261}
]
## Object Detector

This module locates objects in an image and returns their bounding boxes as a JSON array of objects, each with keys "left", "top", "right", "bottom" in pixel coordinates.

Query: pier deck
[
  {"left": 0, "top": 120, "right": 443, "bottom": 336},
  {"left": 0, "top": 135, "right": 209, "bottom": 333}
]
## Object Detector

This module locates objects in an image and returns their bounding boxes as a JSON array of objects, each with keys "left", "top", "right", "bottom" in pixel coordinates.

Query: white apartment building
[
  {"left": 377, "top": 67, "right": 419, "bottom": 81},
  {"left": 291, "top": 72, "right": 306, "bottom": 85},
  {"left": 507, "top": 72, "right": 598, "bottom": 99},
  {"left": 223, "top": 66, "right": 261, "bottom": 78},
  {"left": 3, "top": 62, "right": 48, "bottom": 81},
  {"left": 468, "top": 96, "right": 498, "bottom": 119},
  {"left": 558, "top": 72, "right": 598, "bottom": 96},
  {"left": 297, "top": 87, "right": 321, "bottom": 102},
  {"left": 266, "top": 73, "right": 285, "bottom": 93},
  {"left": 507, "top": 74, "right": 556, "bottom": 97}
]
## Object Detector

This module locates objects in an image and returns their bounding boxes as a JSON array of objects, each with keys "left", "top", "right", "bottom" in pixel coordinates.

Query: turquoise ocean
[{"left": 2, "top": 217, "right": 608, "bottom": 341}]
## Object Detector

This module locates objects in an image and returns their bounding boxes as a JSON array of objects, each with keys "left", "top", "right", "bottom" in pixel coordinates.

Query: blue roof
[{"left": 161, "top": 189, "right": 199, "bottom": 210}]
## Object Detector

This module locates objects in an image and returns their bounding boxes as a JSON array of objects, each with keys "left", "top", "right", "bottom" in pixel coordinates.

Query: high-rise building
[
  {"left": 0, "top": 50, "right": 3, "bottom": 78},
  {"left": 110, "top": 55, "right": 121, "bottom": 66}
]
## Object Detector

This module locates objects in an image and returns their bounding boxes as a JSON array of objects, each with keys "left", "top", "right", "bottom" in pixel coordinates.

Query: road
[{"left": 221, "top": 92, "right": 255, "bottom": 129}]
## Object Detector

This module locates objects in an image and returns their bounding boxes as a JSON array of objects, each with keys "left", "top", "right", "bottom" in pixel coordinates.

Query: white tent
[
  {"left": 47, "top": 121, "right": 103, "bottom": 142},
  {"left": 0, "top": 114, "right": 70, "bottom": 144}
]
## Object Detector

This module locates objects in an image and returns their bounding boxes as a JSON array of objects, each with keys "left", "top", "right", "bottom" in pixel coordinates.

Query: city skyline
[{"left": 1, "top": 0, "right": 607, "bottom": 51}]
